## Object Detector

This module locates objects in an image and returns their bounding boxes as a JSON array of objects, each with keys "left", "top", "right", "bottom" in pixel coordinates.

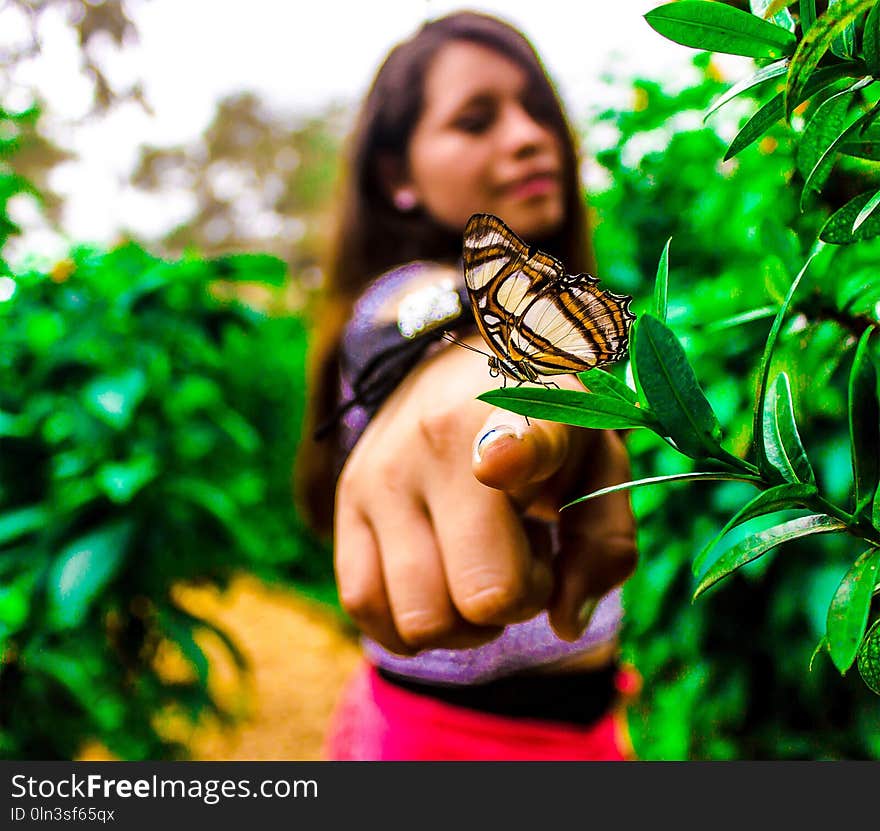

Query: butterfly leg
[{"left": 512, "top": 379, "right": 531, "bottom": 426}]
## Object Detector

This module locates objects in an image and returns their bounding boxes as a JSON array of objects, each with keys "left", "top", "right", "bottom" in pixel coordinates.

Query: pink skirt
[{"left": 324, "top": 662, "right": 636, "bottom": 761}]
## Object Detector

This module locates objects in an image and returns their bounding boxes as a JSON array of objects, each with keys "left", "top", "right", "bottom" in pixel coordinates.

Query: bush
[
  {"left": 0, "top": 117, "right": 332, "bottom": 757},
  {"left": 604, "top": 0, "right": 880, "bottom": 760},
  {"left": 486, "top": 14, "right": 880, "bottom": 755}
]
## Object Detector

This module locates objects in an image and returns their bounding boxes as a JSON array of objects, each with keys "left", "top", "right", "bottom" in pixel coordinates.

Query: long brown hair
[{"left": 296, "top": 10, "right": 596, "bottom": 536}]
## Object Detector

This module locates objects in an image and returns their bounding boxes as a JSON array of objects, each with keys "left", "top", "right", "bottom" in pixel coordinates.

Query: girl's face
[{"left": 397, "top": 40, "right": 566, "bottom": 240}]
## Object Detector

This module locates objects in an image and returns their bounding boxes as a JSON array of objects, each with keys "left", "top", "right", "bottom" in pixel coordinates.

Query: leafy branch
[
  {"left": 482, "top": 234, "right": 880, "bottom": 694},
  {"left": 646, "top": 0, "right": 880, "bottom": 242}
]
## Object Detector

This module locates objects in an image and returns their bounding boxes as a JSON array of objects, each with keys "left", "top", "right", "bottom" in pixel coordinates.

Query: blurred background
[
  {"left": 2, "top": 0, "right": 879, "bottom": 761},
  {"left": 4, "top": 0, "right": 705, "bottom": 260}
]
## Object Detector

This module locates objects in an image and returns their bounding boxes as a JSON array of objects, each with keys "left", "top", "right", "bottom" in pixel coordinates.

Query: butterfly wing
[
  {"left": 462, "top": 213, "right": 561, "bottom": 366},
  {"left": 462, "top": 213, "right": 634, "bottom": 378},
  {"left": 509, "top": 274, "right": 635, "bottom": 374}
]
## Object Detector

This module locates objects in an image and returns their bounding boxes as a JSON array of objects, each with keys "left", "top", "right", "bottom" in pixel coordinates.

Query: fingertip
[
  {"left": 473, "top": 423, "right": 524, "bottom": 465},
  {"left": 472, "top": 422, "right": 533, "bottom": 489},
  {"left": 472, "top": 414, "right": 570, "bottom": 490}
]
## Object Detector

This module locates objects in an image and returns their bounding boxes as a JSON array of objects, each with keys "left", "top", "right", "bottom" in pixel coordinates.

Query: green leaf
[
  {"left": 564, "top": 471, "right": 763, "bottom": 510},
  {"left": 47, "top": 521, "right": 134, "bottom": 629},
  {"left": 725, "top": 96, "right": 784, "bottom": 160},
  {"left": 116, "top": 262, "right": 174, "bottom": 312},
  {"left": 763, "top": 0, "right": 799, "bottom": 13},
  {"left": 692, "top": 482, "right": 818, "bottom": 575},
  {"left": 169, "top": 604, "right": 249, "bottom": 672},
  {"left": 215, "top": 406, "right": 261, "bottom": 452},
  {"left": 826, "top": 547, "right": 880, "bottom": 674},
  {"left": 0, "top": 505, "right": 49, "bottom": 548},
  {"left": 857, "top": 617, "right": 880, "bottom": 693},
  {"left": 576, "top": 368, "right": 639, "bottom": 405},
  {"left": 0, "top": 578, "right": 31, "bottom": 634},
  {"left": 23, "top": 647, "right": 124, "bottom": 730},
  {"left": 799, "top": 0, "right": 817, "bottom": 33},
  {"left": 704, "top": 58, "right": 789, "bottom": 123},
  {"left": 798, "top": 78, "right": 874, "bottom": 210},
  {"left": 853, "top": 189, "right": 880, "bottom": 231},
  {"left": 763, "top": 372, "right": 817, "bottom": 484},
  {"left": 797, "top": 88, "right": 851, "bottom": 198},
  {"left": 654, "top": 238, "right": 672, "bottom": 323},
  {"left": 724, "top": 63, "right": 857, "bottom": 159},
  {"left": 751, "top": 0, "right": 797, "bottom": 31},
  {"left": 0, "top": 410, "right": 31, "bottom": 438},
  {"left": 820, "top": 190, "right": 880, "bottom": 242},
  {"left": 644, "top": 1, "right": 797, "bottom": 58},
  {"left": 754, "top": 247, "right": 822, "bottom": 476},
  {"left": 809, "top": 636, "right": 828, "bottom": 670},
  {"left": 838, "top": 271, "right": 880, "bottom": 314},
  {"left": 82, "top": 369, "right": 148, "bottom": 430},
  {"left": 838, "top": 134, "right": 880, "bottom": 159},
  {"left": 785, "top": 0, "right": 877, "bottom": 119},
  {"left": 694, "top": 513, "right": 846, "bottom": 598},
  {"left": 210, "top": 252, "right": 288, "bottom": 286},
  {"left": 827, "top": 0, "right": 856, "bottom": 58},
  {"left": 95, "top": 456, "right": 159, "bottom": 504},
  {"left": 165, "top": 478, "right": 258, "bottom": 555},
  {"left": 631, "top": 314, "right": 723, "bottom": 458},
  {"left": 848, "top": 326, "right": 879, "bottom": 512},
  {"left": 160, "top": 607, "right": 211, "bottom": 688},
  {"left": 704, "top": 306, "right": 777, "bottom": 332},
  {"left": 865, "top": 1, "right": 880, "bottom": 74},
  {"left": 477, "top": 387, "right": 657, "bottom": 431}
]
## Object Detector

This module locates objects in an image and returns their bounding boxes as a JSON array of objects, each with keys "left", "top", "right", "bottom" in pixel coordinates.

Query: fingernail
[
  {"left": 576, "top": 598, "right": 599, "bottom": 634},
  {"left": 474, "top": 425, "right": 521, "bottom": 463}
]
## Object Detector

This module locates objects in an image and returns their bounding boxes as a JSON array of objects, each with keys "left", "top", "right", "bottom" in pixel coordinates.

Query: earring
[{"left": 393, "top": 189, "right": 418, "bottom": 212}]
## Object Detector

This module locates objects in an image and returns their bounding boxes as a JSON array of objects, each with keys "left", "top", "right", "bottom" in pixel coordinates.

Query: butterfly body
[
  {"left": 462, "top": 213, "right": 634, "bottom": 383},
  {"left": 487, "top": 354, "right": 540, "bottom": 383}
]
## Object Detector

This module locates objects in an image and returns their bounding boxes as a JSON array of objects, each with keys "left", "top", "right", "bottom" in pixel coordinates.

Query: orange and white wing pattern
[
  {"left": 462, "top": 213, "right": 554, "bottom": 368},
  {"left": 462, "top": 213, "right": 634, "bottom": 381}
]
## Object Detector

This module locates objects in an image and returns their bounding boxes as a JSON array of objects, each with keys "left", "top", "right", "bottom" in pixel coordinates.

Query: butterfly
[{"left": 461, "top": 213, "right": 635, "bottom": 384}]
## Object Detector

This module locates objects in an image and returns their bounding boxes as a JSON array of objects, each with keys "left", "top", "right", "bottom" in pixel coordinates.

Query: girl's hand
[{"left": 334, "top": 335, "right": 637, "bottom": 655}]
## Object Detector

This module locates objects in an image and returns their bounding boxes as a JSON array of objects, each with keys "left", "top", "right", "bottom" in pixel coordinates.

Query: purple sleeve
[{"left": 337, "top": 260, "right": 472, "bottom": 458}]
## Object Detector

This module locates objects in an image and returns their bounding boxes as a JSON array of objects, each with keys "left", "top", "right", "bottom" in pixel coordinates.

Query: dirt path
[
  {"left": 169, "top": 574, "right": 361, "bottom": 761},
  {"left": 77, "top": 575, "right": 360, "bottom": 762}
]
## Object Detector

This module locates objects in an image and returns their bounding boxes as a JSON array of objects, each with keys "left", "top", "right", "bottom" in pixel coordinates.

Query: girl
[{"left": 296, "top": 10, "right": 639, "bottom": 761}]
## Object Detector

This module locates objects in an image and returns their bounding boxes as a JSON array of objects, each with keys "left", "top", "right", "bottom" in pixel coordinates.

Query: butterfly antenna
[{"left": 441, "top": 331, "right": 493, "bottom": 359}]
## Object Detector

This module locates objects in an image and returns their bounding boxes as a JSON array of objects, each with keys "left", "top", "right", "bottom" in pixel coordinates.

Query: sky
[{"left": 1, "top": 0, "right": 749, "bottom": 254}]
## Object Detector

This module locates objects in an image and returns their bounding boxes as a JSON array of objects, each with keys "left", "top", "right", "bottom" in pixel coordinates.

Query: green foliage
[
  {"left": 644, "top": 2, "right": 797, "bottom": 58},
  {"left": 0, "top": 107, "right": 332, "bottom": 759},
  {"left": 827, "top": 547, "right": 880, "bottom": 672},
  {"left": 477, "top": 386, "right": 658, "bottom": 431},
  {"left": 646, "top": 0, "right": 880, "bottom": 230},
  {"left": 492, "top": 39, "right": 880, "bottom": 755},
  {"left": 631, "top": 314, "right": 727, "bottom": 459},
  {"left": 620, "top": 2, "right": 880, "bottom": 758},
  {"left": 858, "top": 617, "right": 880, "bottom": 691}
]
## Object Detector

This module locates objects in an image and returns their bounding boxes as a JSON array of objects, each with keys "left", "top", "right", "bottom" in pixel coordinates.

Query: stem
[
  {"left": 660, "top": 435, "right": 761, "bottom": 477},
  {"left": 813, "top": 495, "right": 854, "bottom": 526},
  {"left": 715, "top": 448, "right": 761, "bottom": 476},
  {"left": 810, "top": 495, "right": 880, "bottom": 548}
]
